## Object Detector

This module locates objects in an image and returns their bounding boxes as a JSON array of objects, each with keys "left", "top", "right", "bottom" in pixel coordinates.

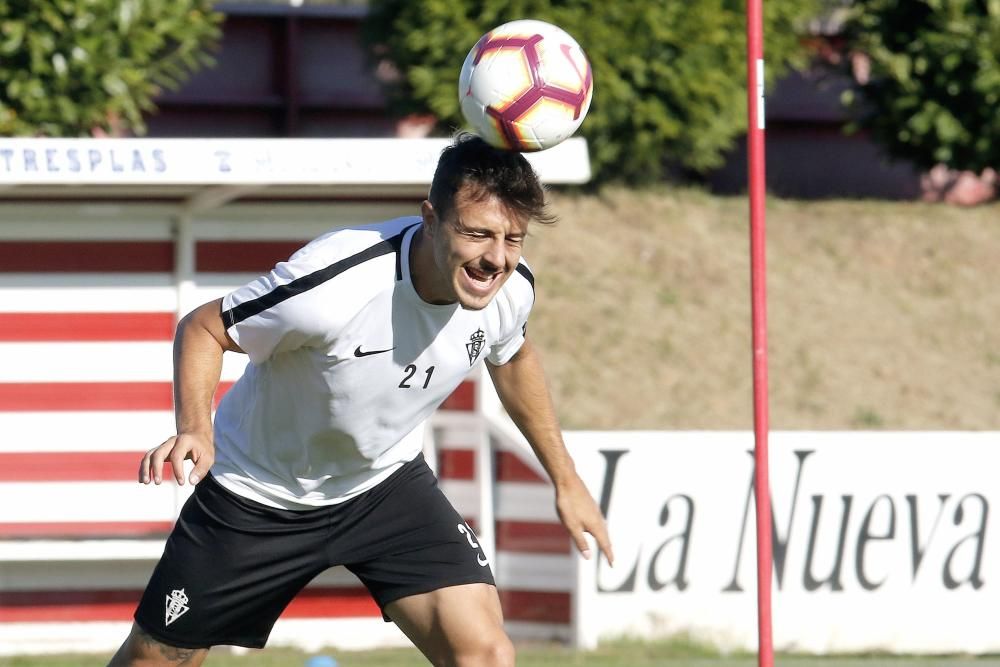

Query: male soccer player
[{"left": 109, "top": 133, "right": 613, "bottom": 666}]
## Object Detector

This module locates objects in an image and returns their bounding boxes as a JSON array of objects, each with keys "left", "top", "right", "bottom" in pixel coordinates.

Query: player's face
[{"left": 420, "top": 188, "right": 528, "bottom": 311}]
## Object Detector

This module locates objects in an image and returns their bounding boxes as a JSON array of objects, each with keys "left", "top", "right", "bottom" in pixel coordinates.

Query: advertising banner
[
  {"left": 569, "top": 431, "right": 998, "bottom": 654},
  {"left": 0, "top": 137, "right": 591, "bottom": 185}
]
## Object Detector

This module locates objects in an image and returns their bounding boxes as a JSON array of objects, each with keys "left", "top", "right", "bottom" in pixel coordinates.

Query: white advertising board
[
  {"left": 0, "top": 137, "right": 591, "bottom": 185},
  {"left": 569, "top": 431, "right": 999, "bottom": 654}
]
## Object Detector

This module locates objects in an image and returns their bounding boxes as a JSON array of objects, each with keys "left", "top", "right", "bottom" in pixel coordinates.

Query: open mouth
[{"left": 463, "top": 266, "right": 500, "bottom": 292}]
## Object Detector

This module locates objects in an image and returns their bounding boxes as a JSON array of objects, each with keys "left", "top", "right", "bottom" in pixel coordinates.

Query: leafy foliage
[
  {"left": 842, "top": 0, "right": 1000, "bottom": 171},
  {"left": 363, "top": 0, "right": 820, "bottom": 184},
  {"left": 0, "top": 0, "right": 222, "bottom": 136}
]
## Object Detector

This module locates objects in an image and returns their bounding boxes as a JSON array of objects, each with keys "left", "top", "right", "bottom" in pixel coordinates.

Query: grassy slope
[{"left": 525, "top": 188, "right": 1000, "bottom": 430}]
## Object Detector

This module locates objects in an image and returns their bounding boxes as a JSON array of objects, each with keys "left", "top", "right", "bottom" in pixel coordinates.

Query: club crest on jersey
[
  {"left": 165, "top": 588, "right": 190, "bottom": 626},
  {"left": 466, "top": 328, "right": 486, "bottom": 366}
]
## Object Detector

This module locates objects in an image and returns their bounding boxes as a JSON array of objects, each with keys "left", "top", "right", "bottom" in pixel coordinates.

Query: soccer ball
[{"left": 459, "top": 19, "right": 593, "bottom": 152}]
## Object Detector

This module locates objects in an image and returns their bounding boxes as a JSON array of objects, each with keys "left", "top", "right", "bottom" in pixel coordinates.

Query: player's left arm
[{"left": 487, "top": 337, "right": 614, "bottom": 565}]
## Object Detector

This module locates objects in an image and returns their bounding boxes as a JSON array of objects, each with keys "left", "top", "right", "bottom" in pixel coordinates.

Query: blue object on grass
[{"left": 305, "top": 655, "right": 338, "bottom": 667}]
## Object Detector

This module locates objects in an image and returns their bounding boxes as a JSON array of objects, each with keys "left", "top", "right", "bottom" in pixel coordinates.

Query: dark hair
[{"left": 428, "top": 132, "right": 557, "bottom": 225}]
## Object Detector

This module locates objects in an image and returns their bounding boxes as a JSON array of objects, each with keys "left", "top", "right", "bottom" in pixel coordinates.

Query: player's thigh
[
  {"left": 108, "top": 622, "right": 210, "bottom": 666},
  {"left": 340, "top": 455, "right": 496, "bottom": 610},
  {"left": 134, "top": 474, "right": 329, "bottom": 649},
  {"left": 384, "top": 583, "right": 513, "bottom": 667}
]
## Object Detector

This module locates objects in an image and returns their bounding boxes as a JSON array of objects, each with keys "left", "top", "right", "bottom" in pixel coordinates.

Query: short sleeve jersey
[{"left": 212, "top": 217, "right": 535, "bottom": 509}]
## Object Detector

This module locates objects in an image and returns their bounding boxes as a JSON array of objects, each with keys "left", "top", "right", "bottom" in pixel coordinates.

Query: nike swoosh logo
[
  {"left": 477, "top": 555, "right": 489, "bottom": 567},
  {"left": 354, "top": 345, "right": 395, "bottom": 357}
]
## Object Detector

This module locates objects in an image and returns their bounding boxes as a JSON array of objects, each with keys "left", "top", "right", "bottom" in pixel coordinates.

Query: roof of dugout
[{"left": 0, "top": 137, "right": 591, "bottom": 212}]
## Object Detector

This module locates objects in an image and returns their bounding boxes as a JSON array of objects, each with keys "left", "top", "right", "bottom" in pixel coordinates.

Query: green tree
[
  {"left": 0, "top": 0, "right": 222, "bottom": 137},
  {"left": 363, "top": 0, "right": 819, "bottom": 184},
  {"left": 842, "top": 0, "right": 1000, "bottom": 171}
]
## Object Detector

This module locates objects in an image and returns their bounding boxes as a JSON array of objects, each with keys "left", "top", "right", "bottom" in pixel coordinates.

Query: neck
[{"left": 409, "top": 225, "right": 453, "bottom": 305}]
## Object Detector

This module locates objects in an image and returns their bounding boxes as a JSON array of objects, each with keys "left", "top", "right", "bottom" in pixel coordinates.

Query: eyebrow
[{"left": 451, "top": 212, "right": 528, "bottom": 238}]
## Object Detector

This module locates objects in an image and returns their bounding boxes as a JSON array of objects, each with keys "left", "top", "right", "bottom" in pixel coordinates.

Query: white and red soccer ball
[{"left": 459, "top": 19, "right": 593, "bottom": 152}]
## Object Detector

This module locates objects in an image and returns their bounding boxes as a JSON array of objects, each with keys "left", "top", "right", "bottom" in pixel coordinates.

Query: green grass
[{"left": 4, "top": 639, "right": 1000, "bottom": 667}]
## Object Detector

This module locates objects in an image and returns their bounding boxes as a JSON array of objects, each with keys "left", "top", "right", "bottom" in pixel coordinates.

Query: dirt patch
[{"left": 524, "top": 187, "right": 1000, "bottom": 430}]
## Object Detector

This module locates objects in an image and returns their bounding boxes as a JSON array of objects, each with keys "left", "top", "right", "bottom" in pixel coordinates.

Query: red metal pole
[{"left": 746, "top": 1, "right": 774, "bottom": 666}]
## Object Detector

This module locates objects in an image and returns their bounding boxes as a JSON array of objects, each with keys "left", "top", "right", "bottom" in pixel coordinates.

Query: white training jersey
[{"left": 212, "top": 217, "right": 534, "bottom": 509}]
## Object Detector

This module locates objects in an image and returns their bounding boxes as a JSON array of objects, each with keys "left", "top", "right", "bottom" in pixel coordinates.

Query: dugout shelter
[{"left": 0, "top": 137, "right": 591, "bottom": 655}]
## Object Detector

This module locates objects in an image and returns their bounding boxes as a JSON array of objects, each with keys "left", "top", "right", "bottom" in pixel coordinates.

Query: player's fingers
[
  {"left": 188, "top": 449, "right": 214, "bottom": 485},
  {"left": 151, "top": 437, "right": 183, "bottom": 484},
  {"left": 570, "top": 526, "right": 593, "bottom": 561},
  {"left": 138, "top": 449, "right": 153, "bottom": 484},
  {"left": 592, "top": 525, "right": 615, "bottom": 566},
  {"left": 141, "top": 438, "right": 173, "bottom": 484},
  {"left": 168, "top": 446, "right": 190, "bottom": 485}
]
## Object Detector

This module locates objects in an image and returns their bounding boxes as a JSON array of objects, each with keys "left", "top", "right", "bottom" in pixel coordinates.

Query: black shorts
[{"left": 133, "top": 454, "right": 495, "bottom": 649}]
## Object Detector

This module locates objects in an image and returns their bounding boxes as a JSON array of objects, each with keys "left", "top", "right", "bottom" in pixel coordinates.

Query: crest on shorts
[
  {"left": 165, "top": 588, "right": 190, "bottom": 626},
  {"left": 466, "top": 328, "right": 486, "bottom": 366}
]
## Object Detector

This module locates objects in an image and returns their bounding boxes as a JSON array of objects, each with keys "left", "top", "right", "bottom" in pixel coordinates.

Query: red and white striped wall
[
  {"left": 0, "top": 202, "right": 575, "bottom": 655},
  {"left": 432, "top": 380, "right": 577, "bottom": 644},
  {"left": 0, "top": 203, "right": 403, "bottom": 653}
]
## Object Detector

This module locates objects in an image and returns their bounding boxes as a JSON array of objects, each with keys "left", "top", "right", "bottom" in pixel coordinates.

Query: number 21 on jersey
[{"left": 399, "top": 365, "right": 435, "bottom": 389}]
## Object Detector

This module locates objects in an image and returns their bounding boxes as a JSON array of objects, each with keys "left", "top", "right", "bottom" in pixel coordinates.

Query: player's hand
[
  {"left": 555, "top": 475, "right": 614, "bottom": 566},
  {"left": 139, "top": 432, "right": 215, "bottom": 486}
]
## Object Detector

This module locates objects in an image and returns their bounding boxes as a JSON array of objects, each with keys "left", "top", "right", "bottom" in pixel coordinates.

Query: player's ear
[{"left": 420, "top": 200, "right": 438, "bottom": 237}]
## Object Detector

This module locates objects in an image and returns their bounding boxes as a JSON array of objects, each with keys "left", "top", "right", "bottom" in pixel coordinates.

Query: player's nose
[{"left": 481, "top": 237, "right": 505, "bottom": 271}]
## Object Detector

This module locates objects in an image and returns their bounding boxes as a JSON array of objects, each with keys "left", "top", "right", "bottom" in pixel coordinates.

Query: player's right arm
[{"left": 139, "top": 298, "right": 244, "bottom": 487}]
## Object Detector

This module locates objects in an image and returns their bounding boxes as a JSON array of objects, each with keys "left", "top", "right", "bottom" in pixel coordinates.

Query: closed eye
[{"left": 459, "top": 226, "right": 524, "bottom": 245}]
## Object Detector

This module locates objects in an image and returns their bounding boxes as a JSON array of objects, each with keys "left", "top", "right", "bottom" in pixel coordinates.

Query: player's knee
[
  {"left": 453, "top": 632, "right": 515, "bottom": 667},
  {"left": 107, "top": 624, "right": 208, "bottom": 666},
  {"left": 488, "top": 634, "right": 516, "bottom": 667}
]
